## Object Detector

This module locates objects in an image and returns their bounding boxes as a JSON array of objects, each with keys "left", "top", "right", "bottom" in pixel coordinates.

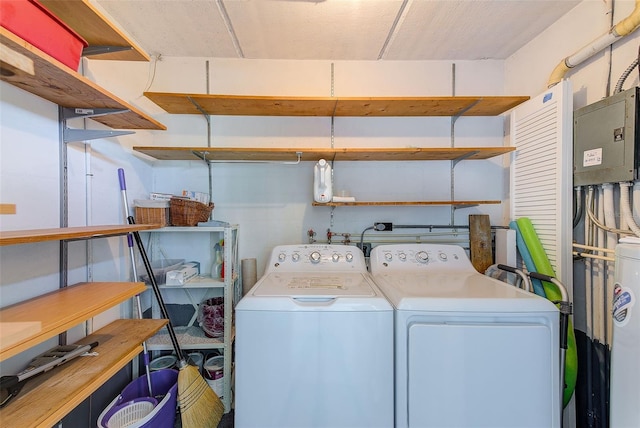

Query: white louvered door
[{"left": 510, "top": 79, "right": 573, "bottom": 288}]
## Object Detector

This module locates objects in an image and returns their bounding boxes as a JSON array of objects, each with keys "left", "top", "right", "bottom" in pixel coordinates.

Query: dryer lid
[{"left": 372, "top": 272, "right": 557, "bottom": 312}]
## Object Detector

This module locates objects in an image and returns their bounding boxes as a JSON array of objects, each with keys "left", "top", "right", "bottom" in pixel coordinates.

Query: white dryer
[
  {"left": 369, "top": 244, "right": 560, "bottom": 428},
  {"left": 235, "top": 244, "right": 393, "bottom": 428}
]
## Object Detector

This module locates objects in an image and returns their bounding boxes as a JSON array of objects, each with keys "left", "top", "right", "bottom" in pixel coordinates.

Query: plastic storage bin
[
  {"left": 97, "top": 369, "right": 178, "bottom": 428},
  {"left": 0, "top": 0, "right": 88, "bottom": 70},
  {"left": 138, "top": 258, "right": 184, "bottom": 285}
]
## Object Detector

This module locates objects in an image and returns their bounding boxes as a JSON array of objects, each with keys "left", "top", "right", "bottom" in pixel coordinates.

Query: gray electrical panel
[{"left": 573, "top": 86, "right": 639, "bottom": 186}]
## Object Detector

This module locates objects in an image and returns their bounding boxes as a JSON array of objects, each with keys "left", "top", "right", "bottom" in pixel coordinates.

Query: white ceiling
[{"left": 96, "top": 0, "right": 581, "bottom": 61}]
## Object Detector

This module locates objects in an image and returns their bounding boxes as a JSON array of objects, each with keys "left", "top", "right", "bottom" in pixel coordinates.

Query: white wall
[{"left": 83, "top": 57, "right": 509, "bottom": 277}]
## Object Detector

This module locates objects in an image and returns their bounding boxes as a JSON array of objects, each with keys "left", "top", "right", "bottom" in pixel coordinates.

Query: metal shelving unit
[{"left": 141, "top": 225, "right": 240, "bottom": 412}]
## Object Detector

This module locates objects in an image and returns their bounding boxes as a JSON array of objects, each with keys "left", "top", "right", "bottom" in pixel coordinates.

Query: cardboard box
[{"left": 165, "top": 262, "right": 200, "bottom": 286}]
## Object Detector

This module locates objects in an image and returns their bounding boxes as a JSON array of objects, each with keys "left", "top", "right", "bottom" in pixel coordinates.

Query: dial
[
  {"left": 310, "top": 251, "right": 321, "bottom": 263},
  {"left": 278, "top": 253, "right": 286, "bottom": 262},
  {"left": 416, "top": 251, "right": 429, "bottom": 263},
  {"left": 332, "top": 253, "right": 340, "bottom": 262},
  {"left": 292, "top": 253, "right": 300, "bottom": 262},
  {"left": 345, "top": 253, "right": 354, "bottom": 262},
  {"left": 398, "top": 252, "right": 407, "bottom": 261},
  {"left": 384, "top": 252, "right": 393, "bottom": 261},
  {"left": 438, "top": 252, "right": 448, "bottom": 261}
]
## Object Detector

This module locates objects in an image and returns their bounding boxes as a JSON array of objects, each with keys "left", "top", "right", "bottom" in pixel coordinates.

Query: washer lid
[
  {"left": 253, "top": 272, "right": 377, "bottom": 298},
  {"left": 237, "top": 272, "right": 392, "bottom": 311},
  {"left": 372, "top": 272, "right": 557, "bottom": 312}
]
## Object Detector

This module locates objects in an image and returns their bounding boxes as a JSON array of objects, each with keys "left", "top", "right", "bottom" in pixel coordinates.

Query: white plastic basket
[{"left": 104, "top": 398, "right": 156, "bottom": 428}]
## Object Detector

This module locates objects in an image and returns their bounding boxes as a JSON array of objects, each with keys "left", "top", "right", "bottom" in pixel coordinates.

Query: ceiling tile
[{"left": 98, "top": 0, "right": 239, "bottom": 57}]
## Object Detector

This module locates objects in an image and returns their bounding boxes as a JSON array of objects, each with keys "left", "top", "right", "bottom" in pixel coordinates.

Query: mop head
[{"left": 178, "top": 363, "right": 225, "bottom": 428}]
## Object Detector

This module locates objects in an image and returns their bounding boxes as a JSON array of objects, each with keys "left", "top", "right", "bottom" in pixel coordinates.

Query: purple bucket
[{"left": 98, "top": 369, "right": 178, "bottom": 428}]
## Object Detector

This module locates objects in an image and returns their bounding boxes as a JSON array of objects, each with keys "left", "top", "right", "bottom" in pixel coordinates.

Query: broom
[{"left": 128, "top": 216, "right": 225, "bottom": 427}]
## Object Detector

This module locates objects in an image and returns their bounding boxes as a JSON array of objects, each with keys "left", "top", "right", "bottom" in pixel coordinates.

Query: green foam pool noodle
[{"left": 516, "top": 217, "right": 577, "bottom": 408}]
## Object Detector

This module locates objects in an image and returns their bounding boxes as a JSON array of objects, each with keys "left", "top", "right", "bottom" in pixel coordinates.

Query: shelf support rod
[{"left": 193, "top": 151, "right": 303, "bottom": 165}]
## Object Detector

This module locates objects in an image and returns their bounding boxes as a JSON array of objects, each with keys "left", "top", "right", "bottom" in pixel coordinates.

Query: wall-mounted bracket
[
  {"left": 63, "top": 129, "right": 134, "bottom": 143},
  {"left": 452, "top": 151, "right": 480, "bottom": 167},
  {"left": 82, "top": 46, "right": 133, "bottom": 57},
  {"left": 452, "top": 203, "right": 480, "bottom": 210},
  {"left": 62, "top": 107, "right": 130, "bottom": 120},
  {"left": 61, "top": 107, "right": 134, "bottom": 142}
]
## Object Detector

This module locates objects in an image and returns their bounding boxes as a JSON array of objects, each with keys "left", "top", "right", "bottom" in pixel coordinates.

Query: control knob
[
  {"left": 416, "top": 251, "right": 429, "bottom": 263},
  {"left": 278, "top": 253, "right": 286, "bottom": 262},
  {"left": 292, "top": 253, "right": 300, "bottom": 262},
  {"left": 345, "top": 253, "right": 353, "bottom": 262},
  {"left": 332, "top": 253, "right": 340, "bottom": 262},
  {"left": 310, "top": 251, "right": 321, "bottom": 263},
  {"left": 398, "top": 252, "right": 407, "bottom": 261}
]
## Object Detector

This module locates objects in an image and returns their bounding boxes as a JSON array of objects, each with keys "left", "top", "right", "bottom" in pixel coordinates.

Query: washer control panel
[
  {"left": 268, "top": 244, "right": 365, "bottom": 272},
  {"left": 369, "top": 244, "right": 474, "bottom": 273}
]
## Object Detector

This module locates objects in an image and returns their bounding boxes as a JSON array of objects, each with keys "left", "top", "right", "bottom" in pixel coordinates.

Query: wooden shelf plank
[
  {"left": 40, "top": 0, "right": 150, "bottom": 62},
  {"left": 0, "top": 319, "right": 168, "bottom": 428},
  {"left": 144, "top": 93, "right": 338, "bottom": 116},
  {"left": 143, "top": 92, "right": 529, "bottom": 117},
  {"left": 334, "top": 96, "right": 528, "bottom": 116},
  {"left": 0, "top": 224, "right": 160, "bottom": 246},
  {"left": 0, "top": 28, "right": 165, "bottom": 130},
  {"left": 0, "top": 282, "right": 147, "bottom": 361},
  {"left": 0, "top": 203, "right": 16, "bottom": 215},
  {"left": 312, "top": 200, "right": 502, "bottom": 206},
  {"left": 133, "top": 146, "right": 515, "bottom": 162}
]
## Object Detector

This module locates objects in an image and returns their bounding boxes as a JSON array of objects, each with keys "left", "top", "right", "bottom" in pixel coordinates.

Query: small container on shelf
[
  {"left": 169, "top": 197, "right": 214, "bottom": 226},
  {"left": 138, "top": 259, "right": 184, "bottom": 285},
  {"left": 134, "top": 199, "right": 170, "bottom": 226},
  {"left": 197, "top": 297, "right": 224, "bottom": 338}
]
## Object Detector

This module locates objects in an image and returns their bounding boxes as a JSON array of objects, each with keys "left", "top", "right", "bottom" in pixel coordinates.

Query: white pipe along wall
[{"left": 547, "top": 0, "right": 640, "bottom": 87}]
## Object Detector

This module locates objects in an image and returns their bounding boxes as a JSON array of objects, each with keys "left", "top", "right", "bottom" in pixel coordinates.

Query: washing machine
[
  {"left": 369, "top": 244, "right": 561, "bottom": 428},
  {"left": 235, "top": 244, "right": 393, "bottom": 428},
  {"left": 610, "top": 237, "right": 640, "bottom": 427}
]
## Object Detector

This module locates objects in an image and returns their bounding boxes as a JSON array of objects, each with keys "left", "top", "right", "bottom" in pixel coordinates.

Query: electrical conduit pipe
[
  {"left": 633, "top": 181, "right": 640, "bottom": 225},
  {"left": 547, "top": 0, "right": 640, "bottom": 88}
]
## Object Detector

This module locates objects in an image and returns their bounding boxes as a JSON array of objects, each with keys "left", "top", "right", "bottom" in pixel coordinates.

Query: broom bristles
[{"left": 178, "top": 363, "right": 225, "bottom": 428}]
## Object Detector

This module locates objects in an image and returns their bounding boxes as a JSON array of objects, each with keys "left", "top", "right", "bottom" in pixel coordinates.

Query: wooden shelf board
[
  {"left": 40, "top": 0, "right": 150, "bottom": 62},
  {"left": 0, "top": 224, "right": 160, "bottom": 246},
  {"left": 146, "top": 325, "right": 233, "bottom": 351},
  {"left": 0, "top": 28, "right": 165, "bottom": 130},
  {"left": 0, "top": 318, "right": 167, "bottom": 428},
  {"left": 0, "top": 203, "right": 16, "bottom": 215},
  {"left": 133, "top": 146, "right": 515, "bottom": 162},
  {"left": 0, "top": 282, "right": 147, "bottom": 361},
  {"left": 312, "top": 200, "right": 502, "bottom": 206},
  {"left": 143, "top": 92, "right": 529, "bottom": 117}
]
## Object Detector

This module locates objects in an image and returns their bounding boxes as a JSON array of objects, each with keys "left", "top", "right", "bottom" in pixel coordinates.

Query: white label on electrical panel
[{"left": 583, "top": 148, "right": 603, "bottom": 167}]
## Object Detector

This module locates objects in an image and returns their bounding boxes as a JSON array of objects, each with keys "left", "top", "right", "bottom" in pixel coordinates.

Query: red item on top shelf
[{"left": 0, "top": 0, "right": 88, "bottom": 70}]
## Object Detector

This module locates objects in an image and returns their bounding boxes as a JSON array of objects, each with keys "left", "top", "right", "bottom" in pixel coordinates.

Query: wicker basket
[
  {"left": 170, "top": 198, "right": 214, "bottom": 226},
  {"left": 134, "top": 200, "right": 170, "bottom": 226}
]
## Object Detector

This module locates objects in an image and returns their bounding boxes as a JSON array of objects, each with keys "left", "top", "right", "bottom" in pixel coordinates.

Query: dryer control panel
[
  {"left": 369, "top": 244, "right": 474, "bottom": 273},
  {"left": 267, "top": 244, "right": 367, "bottom": 273}
]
